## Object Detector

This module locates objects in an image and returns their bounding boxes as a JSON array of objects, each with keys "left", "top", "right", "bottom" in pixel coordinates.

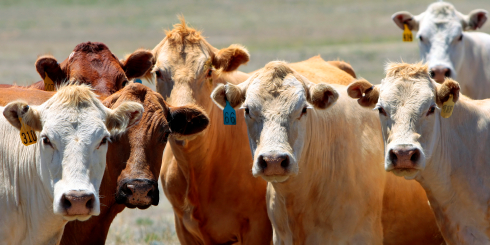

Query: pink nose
[
  {"left": 389, "top": 147, "right": 421, "bottom": 169},
  {"left": 258, "top": 153, "right": 289, "bottom": 176},
  {"left": 430, "top": 66, "right": 451, "bottom": 83},
  {"left": 61, "top": 191, "right": 95, "bottom": 216}
]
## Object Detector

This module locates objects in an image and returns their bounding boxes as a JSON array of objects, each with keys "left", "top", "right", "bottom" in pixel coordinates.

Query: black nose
[
  {"left": 389, "top": 147, "right": 421, "bottom": 169},
  {"left": 258, "top": 153, "right": 289, "bottom": 176},
  {"left": 116, "top": 179, "right": 159, "bottom": 208}
]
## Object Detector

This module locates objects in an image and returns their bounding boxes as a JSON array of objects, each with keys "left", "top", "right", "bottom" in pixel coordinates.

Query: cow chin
[
  {"left": 260, "top": 175, "right": 290, "bottom": 183},
  {"left": 390, "top": 168, "right": 420, "bottom": 180},
  {"left": 63, "top": 214, "right": 93, "bottom": 222}
]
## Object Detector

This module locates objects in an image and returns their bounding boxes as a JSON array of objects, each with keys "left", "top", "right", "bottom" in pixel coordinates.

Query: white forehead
[
  {"left": 380, "top": 77, "right": 436, "bottom": 108},
  {"left": 420, "top": 2, "right": 463, "bottom": 30},
  {"left": 245, "top": 74, "right": 307, "bottom": 112}
]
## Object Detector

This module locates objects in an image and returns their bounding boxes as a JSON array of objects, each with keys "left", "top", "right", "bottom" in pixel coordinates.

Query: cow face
[
  {"left": 347, "top": 62, "right": 460, "bottom": 179},
  {"left": 392, "top": 2, "right": 487, "bottom": 83},
  {"left": 103, "top": 83, "right": 209, "bottom": 209},
  {"left": 211, "top": 61, "right": 338, "bottom": 182},
  {"left": 148, "top": 18, "right": 249, "bottom": 113},
  {"left": 35, "top": 42, "right": 154, "bottom": 97},
  {"left": 3, "top": 85, "right": 143, "bottom": 221}
]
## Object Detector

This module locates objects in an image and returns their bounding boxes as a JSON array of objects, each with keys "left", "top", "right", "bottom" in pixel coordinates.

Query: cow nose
[
  {"left": 61, "top": 191, "right": 95, "bottom": 216},
  {"left": 389, "top": 147, "right": 421, "bottom": 169},
  {"left": 258, "top": 153, "right": 289, "bottom": 176},
  {"left": 118, "top": 179, "right": 158, "bottom": 208},
  {"left": 430, "top": 66, "right": 451, "bottom": 83}
]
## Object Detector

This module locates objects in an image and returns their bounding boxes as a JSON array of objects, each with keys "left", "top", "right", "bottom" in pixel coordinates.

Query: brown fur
[
  {"left": 436, "top": 78, "right": 461, "bottom": 106},
  {"left": 327, "top": 60, "right": 357, "bottom": 78},
  {"left": 347, "top": 79, "right": 380, "bottom": 108}
]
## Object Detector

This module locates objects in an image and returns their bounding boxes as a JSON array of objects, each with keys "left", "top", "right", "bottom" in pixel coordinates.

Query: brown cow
[
  {"left": 1, "top": 41, "right": 154, "bottom": 99},
  {"left": 0, "top": 83, "right": 210, "bottom": 244},
  {"left": 145, "top": 18, "right": 272, "bottom": 244}
]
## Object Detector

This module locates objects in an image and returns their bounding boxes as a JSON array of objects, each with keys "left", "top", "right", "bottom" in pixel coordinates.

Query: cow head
[
  {"left": 35, "top": 42, "right": 154, "bottom": 97},
  {"left": 392, "top": 2, "right": 487, "bottom": 83},
  {"left": 347, "top": 62, "right": 460, "bottom": 179},
  {"left": 146, "top": 17, "right": 249, "bottom": 118},
  {"left": 3, "top": 85, "right": 143, "bottom": 221},
  {"left": 211, "top": 61, "right": 338, "bottom": 182},
  {"left": 103, "top": 83, "right": 209, "bottom": 209}
]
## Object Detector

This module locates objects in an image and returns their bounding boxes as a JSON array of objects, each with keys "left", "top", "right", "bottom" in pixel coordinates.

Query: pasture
[{"left": 1, "top": 0, "right": 489, "bottom": 244}]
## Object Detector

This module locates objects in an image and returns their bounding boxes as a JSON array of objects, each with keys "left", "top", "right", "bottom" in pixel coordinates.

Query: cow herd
[{"left": 1, "top": 1, "right": 489, "bottom": 245}]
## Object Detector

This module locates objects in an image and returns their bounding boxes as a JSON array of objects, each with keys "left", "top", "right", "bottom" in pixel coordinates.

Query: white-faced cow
[
  {"left": 348, "top": 62, "right": 490, "bottom": 244},
  {"left": 211, "top": 58, "right": 443, "bottom": 244},
  {"left": 0, "top": 85, "right": 143, "bottom": 244},
  {"left": 392, "top": 1, "right": 490, "bottom": 99}
]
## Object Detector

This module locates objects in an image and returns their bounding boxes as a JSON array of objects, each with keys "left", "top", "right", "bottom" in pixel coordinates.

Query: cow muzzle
[
  {"left": 254, "top": 152, "right": 295, "bottom": 183},
  {"left": 116, "top": 179, "right": 159, "bottom": 209},
  {"left": 60, "top": 190, "right": 97, "bottom": 221},
  {"left": 386, "top": 144, "right": 424, "bottom": 179},
  {"left": 430, "top": 65, "right": 451, "bottom": 83}
]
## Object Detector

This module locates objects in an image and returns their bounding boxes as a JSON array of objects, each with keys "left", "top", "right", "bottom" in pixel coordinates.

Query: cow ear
[
  {"left": 3, "top": 101, "right": 42, "bottom": 131},
  {"left": 464, "top": 9, "right": 488, "bottom": 30},
  {"left": 35, "top": 55, "right": 67, "bottom": 84},
  {"left": 122, "top": 49, "right": 155, "bottom": 79},
  {"left": 211, "top": 83, "right": 245, "bottom": 109},
  {"left": 307, "top": 83, "right": 339, "bottom": 109},
  {"left": 327, "top": 60, "right": 356, "bottom": 78},
  {"left": 436, "top": 78, "right": 460, "bottom": 107},
  {"left": 392, "top": 11, "right": 420, "bottom": 31},
  {"left": 212, "top": 44, "right": 250, "bottom": 72},
  {"left": 167, "top": 105, "right": 209, "bottom": 137},
  {"left": 347, "top": 79, "right": 379, "bottom": 108},
  {"left": 105, "top": 102, "right": 144, "bottom": 137}
]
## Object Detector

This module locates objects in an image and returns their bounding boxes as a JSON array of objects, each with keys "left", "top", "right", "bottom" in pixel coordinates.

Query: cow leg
[{"left": 174, "top": 214, "right": 203, "bottom": 245}]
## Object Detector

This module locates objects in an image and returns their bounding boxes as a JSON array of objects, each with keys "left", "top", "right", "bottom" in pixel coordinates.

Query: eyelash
[{"left": 375, "top": 106, "right": 387, "bottom": 116}]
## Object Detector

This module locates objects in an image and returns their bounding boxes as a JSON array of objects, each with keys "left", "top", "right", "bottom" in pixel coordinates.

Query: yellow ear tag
[
  {"left": 441, "top": 94, "right": 455, "bottom": 118},
  {"left": 19, "top": 118, "right": 37, "bottom": 146},
  {"left": 403, "top": 24, "right": 413, "bottom": 42},
  {"left": 44, "top": 72, "right": 55, "bottom": 91}
]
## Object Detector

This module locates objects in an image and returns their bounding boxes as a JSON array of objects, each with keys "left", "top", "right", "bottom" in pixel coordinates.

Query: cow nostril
[
  {"left": 410, "top": 149, "right": 420, "bottom": 162},
  {"left": 258, "top": 155, "right": 267, "bottom": 170},
  {"left": 444, "top": 69, "right": 451, "bottom": 78},
  {"left": 62, "top": 194, "right": 72, "bottom": 210},
  {"left": 86, "top": 196, "right": 94, "bottom": 210},
  {"left": 280, "top": 155, "right": 289, "bottom": 169},
  {"left": 389, "top": 149, "right": 398, "bottom": 165},
  {"left": 429, "top": 70, "right": 435, "bottom": 78}
]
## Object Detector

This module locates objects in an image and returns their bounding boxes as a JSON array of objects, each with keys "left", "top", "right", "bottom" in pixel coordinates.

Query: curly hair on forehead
[
  {"left": 165, "top": 16, "right": 204, "bottom": 46},
  {"left": 73, "top": 42, "right": 110, "bottom": 53},
  {"left": 384, "top": 62, "right": 430, "bottom": 80}
]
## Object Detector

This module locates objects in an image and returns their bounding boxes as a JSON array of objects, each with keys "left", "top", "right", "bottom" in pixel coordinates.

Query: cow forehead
[
  {"left": 156, "top": 41, "right": 210, "bottom": 81},
  {"left": 41, "top": 106, "right": 108, "bottom": 139},
  {"left": 380, "top": 78, "right": 435, "bottom": 109},
  {"left": 246, "top": 75, "right": 307, "bottom": 113}
]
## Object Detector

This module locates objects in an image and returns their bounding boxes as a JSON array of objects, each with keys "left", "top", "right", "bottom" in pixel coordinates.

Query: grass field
[{"left": 1, "top": 0, "right": 489, "bottom": 244}]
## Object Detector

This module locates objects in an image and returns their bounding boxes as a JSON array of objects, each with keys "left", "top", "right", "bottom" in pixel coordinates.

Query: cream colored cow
[
  {"left": 0, "top": 85, "right": 143, "bottom": 244},
  {"left": 348, "top": 62, "right": 490, "bottom": 244}
]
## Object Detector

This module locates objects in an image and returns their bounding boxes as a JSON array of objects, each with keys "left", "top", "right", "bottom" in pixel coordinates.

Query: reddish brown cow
[
  {"left": 0, "top": 83, "right": 210, "bottom": 244},
  {"left": 1, "top": 41, "right": 154, "bottom": 98}
]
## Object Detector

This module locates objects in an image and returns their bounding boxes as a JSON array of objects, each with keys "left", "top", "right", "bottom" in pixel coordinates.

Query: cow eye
[
  {"left": 427, "top": 105, "right": 436, "bottom": 116},
  {"left": 207, "top": 69, "right": 212, "bottom": 77},
  {"left": 122, "top": 80, "right": 128, "bottom": 87},
  {"left": 42, "top": 136, "right": 52, "bottom": 146},
  {"left": 98, "top": 137, "right": 110, "bottom": 149},
  {"left": 155, "top": 70, "right": 162, "bottom": 79},
  {"left": 458, "top": 34, "right": 463, "bottom": 41},
  {"left": 375, "top": 106, "right": 387, "bottom": 116},
  {"left": 419, "top": 36, "right": 424, "bottom": 41},
  {"left": 244, "top": 107, "right": 250, "bottom": 115}
]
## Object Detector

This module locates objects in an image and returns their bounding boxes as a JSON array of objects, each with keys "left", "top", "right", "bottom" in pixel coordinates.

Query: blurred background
[{"left": 1, "top": 0, "right": 489, "bottom": 244}]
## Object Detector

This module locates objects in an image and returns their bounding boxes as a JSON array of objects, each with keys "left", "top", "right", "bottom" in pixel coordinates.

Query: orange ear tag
[
  {"left": 44, "top": 72, "right": 55, "bottom": 91},
  {"left": 403, "top": 24, "right": 413, "bottom": 42},
  {"left": 441, "top": 94, "right": 454, "bottom": 118},
  {"left": 19, "top": 118, "right": 37, "bottom": 146}
]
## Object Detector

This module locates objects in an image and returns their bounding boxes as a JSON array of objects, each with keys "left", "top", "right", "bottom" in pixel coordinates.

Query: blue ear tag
[
  {"left": 134, "top": 78, "right": 143, "bottom": 84},
  {"left": 223, "top": 101, "right": 236, "bottom": 125}
]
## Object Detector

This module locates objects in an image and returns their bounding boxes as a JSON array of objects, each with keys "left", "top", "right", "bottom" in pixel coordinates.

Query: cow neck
[
  {"left": 416, "top": 96, "right": 490, "bottom": 243},
  {"left": 0, "top": 121, "right": 67, "bottom": 244},
  {"left": 268, "top": 90, "right": 385, "bottom": 240}
]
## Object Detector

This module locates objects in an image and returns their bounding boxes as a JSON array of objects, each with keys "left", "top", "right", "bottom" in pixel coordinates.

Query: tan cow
[
  {"left": 348, "top": 62, "right": 490, "bottom": 244},
  {"left": 212, "top": 58, "right": 443, "bottom": 244},
  {"left": 145, "top": 18, "right": 272, "bottom": 244}
]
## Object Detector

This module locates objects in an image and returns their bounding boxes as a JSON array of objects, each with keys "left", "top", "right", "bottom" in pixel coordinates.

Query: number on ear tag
[
  {"left": 223, "top": 101, "right": 236, "bottom": 125},
  {"left": 403, "top": 24, "right": 413, "bottom": 42},
  {"left": 441, "top": 94, "right": 455, "bottom": 118},
  {"left": 19, "top": 118, "right": 37, "bottom": 146},
  {"left": 44, "top": 72, "right": 55, "bottom": 91}
]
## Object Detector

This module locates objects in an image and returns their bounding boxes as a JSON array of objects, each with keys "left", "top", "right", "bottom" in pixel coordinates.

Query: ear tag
[
  {"left": 441, "top": 94, "right": 454, "bottom": 118},
  {"left": 19, "top": 118, "right": 37, "bottom": 146},
  {"left": 134, "top": 78, "right": 142, "bottom": 84},
  {"left": 44, "top": 72, "right": 55, "bottom": 91},
  {"left": 223, "top": 101, "right": 236, "bottom": 125},
  {"left": 403, "top": 24, "right": 413, "bottom": 42}
]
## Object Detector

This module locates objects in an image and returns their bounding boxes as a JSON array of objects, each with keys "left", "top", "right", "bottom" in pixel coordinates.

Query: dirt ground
[{"left": 1, "top": 0, "right": 489, "bottom": 244}]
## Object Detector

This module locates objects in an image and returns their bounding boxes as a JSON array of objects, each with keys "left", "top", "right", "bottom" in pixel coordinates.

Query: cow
[
  {"left": 392, "top": 1, "right": 490, "bottom": 99},
  {"left": 0, "top": 84, "right": 143, "bottom": 244},
  {"left": 0, "top": 41, "right": 154, "bottom": 99},
  {"left": 0, "top": 83, "right": 210, "bottom": 244},
  {"left": 211, "top": 57, "right": 443, "bottom": 244},
  {"left": 144, "top": 18, "right": 273, "bottom": 244},
  {"left": 348, "top": 62, "right": 490, "bottom": 244}
]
